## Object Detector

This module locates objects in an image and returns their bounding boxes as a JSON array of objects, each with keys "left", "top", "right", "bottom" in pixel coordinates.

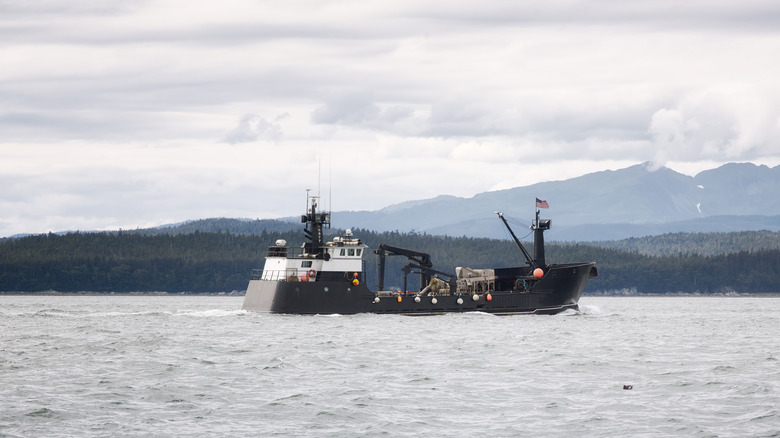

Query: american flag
[{"left": 536, "top": 198, "right": 549, "bottom": 209}]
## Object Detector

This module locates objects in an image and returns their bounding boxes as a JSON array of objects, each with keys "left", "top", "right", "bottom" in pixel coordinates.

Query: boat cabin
[{"left": 258, "top": 232, "right": 367, "bottom": 282}]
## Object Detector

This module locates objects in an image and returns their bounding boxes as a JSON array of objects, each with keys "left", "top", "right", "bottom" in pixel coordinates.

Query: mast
[
  {"left": 495, "top": 212, "right": 536, "bottom": 267},
  {"left": 532, "top": 208, "right": 551, "bottom": 267},
  {"left": 301, "top": 193, "right": 330, "bottom": 258}
]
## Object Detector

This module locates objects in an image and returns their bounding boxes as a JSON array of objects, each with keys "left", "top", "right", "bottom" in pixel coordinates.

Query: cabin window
[
  {"left": 340, "top": 249, "right": 345, "bottom": 256},
  {"left": 301, "top": 261, "right": 312, "bottom": 268},
  {"left": 356, "top": 249, "right": 362, "bottom": 256},
  {"left": 348, "top": 248, "right": 355, "bottom": 256}
]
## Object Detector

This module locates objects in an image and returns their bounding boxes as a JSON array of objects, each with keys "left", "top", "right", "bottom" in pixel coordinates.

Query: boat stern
[{"left": 242, "top": 278, "right": 280, "bottom": 312}]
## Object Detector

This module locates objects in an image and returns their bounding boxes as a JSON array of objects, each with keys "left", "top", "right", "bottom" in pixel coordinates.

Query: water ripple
[{"left": 1, "top": 296, "right": 779, "bottom": 437}]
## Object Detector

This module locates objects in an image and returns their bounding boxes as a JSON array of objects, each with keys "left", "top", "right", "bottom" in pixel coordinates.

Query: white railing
[{"left": 255, "top": 268, "right": 315, "bottom": 282}]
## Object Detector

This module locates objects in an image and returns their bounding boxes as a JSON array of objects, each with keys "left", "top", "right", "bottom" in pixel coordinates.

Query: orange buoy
[
  {"left": 301, "top": 274, "right": 309, "bottom": 282},
  {"left": 486, "top": 293, "right": 492, "bottom": 301},
  {"left": 533, "top": 268, "right": 544, "bottom": 278},
  {"left": 352, "top": 279, "right": 359, "bottom": 286},
  {"left": 397, "top": 296, "right": 402, "bottom": 303},
  {"left": 353, "top": 272, "right": 359, "bottom": 278}
]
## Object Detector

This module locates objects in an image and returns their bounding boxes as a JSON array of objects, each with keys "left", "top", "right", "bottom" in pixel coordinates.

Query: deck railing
[
  {"left": 266, "top": 246, "right": 307, "bottom": 258},
  {"left": 253, "top": 268, "right": 302, "bottom": 281},
  {"left": 251, "top": 269, "right": 364, "bottom": 283}
]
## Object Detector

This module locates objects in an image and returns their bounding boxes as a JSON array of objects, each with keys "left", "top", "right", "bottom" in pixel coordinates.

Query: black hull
[{"left": 243, "top": 262, "right": 595, "bottom": 315}]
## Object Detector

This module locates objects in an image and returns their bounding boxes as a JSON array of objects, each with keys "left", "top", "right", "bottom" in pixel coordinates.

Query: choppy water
[{"left": 1, "top": 296, "right": 779, "bottom": 437}]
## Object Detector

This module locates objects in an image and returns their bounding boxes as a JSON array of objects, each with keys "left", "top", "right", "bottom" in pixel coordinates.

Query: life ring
[{"left": 308, "top": 269, "right": 316, "bottom": 278}]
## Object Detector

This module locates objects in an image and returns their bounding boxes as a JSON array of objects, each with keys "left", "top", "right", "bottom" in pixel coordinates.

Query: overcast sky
[{"left": 2, "top": 0, "right": 780, "bottom": 236}]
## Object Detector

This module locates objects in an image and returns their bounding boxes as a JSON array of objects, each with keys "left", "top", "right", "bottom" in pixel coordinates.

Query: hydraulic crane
[{"left": 374, "top": 243, "right": 454, "bottom": 292}]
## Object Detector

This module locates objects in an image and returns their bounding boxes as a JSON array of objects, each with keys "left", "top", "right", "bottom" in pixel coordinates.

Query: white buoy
[
  {"left": 457, "top": 297, "right": 464, "bottom": 305},
  {"left": 373, "top": 297, "right": 380, "bottom": 303},
  {"left": 431, "top": 297, "right": 438, "bottom": 304},
  {"left": 414, "top": 296, "right": 421, "bottom": 303},
  {"left": 472, "top": 294, "right": 479, "bottom": 301}
]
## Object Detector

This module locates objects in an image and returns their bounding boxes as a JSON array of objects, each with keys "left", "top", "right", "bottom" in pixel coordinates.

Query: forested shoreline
[{"left": 1, "top": 229, "right": 779, "bottom": 295}]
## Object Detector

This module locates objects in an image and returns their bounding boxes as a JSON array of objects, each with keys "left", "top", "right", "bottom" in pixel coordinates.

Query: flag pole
[
  {"left": 532, "top": 197, "right": 549, "bottom": 267},
  {"left": 536, "top": 206, "right": 540, "bottom": 229}
]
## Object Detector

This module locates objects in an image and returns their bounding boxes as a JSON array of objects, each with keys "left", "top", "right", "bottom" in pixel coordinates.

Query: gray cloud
[
  {"left": 0, "top": 0, "right": 142, "bottom": 16},
  {"left": 409, "top": 1, "right": 780, "bottom": 31},
  {"left": 223, "top": 114, "right": 284, "bottom": 144},
  {"left": 648, "top": 90, "right": 780, "bottom": 166},
  {"left": 2, "top": 0, "right": 780, "bottom": 236},
  {"left": 310, "top": 93, "right": 418, "bottom": 135}
]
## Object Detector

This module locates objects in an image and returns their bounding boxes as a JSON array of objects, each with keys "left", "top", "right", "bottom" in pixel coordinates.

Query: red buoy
[{"left": 533, "top": 268, "right": 544, "bottom": 278}]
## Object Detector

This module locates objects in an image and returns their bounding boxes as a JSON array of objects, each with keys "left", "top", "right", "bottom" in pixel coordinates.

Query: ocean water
[{"left": 1, "top": 296, "right": 778, "bottom": 437}]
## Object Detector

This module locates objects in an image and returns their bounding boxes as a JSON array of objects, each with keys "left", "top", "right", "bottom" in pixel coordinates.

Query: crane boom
[
  {"left": 495, "top": 212, "right": 536, "bottom": 268},
  {"left": 374, "top": 243, "right": 440, "bottom": 291}
]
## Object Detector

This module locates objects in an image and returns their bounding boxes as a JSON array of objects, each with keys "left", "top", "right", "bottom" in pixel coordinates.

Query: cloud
[
  {"left": 0, "top": 1, "right": 141, "bottom": 17},
  {"left": 408, "top": 1, "right": 780, "bottom": 32},
  {"left": 311, "top": 93, "right": 381, "bottom": 125},
  {"left": 310, "top": 92, "right": 421, "bottom": 136},
  {"left": 223, "top": 113, "right": 284, "bottom": 144},
  {"left": 3, "top": 0, "right": 780, "bottom": 236},
  {"left": 648, "top": 88, "right": 780, "bottom": 167}
]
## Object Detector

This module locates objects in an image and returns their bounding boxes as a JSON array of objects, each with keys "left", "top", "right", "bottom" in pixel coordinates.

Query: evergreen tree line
[
  {"left": 589, "top": 230, "right": 780, "bottom": 257},
  {"left": 128, "top": 218, "right": 300, "bottom": 236},
  {"left": 1, "top": 229, "right": 779, "bottom": 294}
]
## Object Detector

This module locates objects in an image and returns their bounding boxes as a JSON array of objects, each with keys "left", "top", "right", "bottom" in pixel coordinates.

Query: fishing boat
[{"left": 242, "top": 195, "right": 597, "bottom": 315}]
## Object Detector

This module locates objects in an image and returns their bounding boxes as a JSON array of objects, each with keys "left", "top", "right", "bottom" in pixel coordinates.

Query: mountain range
[
  {"left": 23, "top": 162, "right": 776, "bottom": 242},
  {"left": 328, "top": 162, "right": 780, "bottom": 241}
]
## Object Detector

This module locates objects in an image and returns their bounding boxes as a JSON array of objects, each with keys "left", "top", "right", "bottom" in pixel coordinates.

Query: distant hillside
[
  {"left": 129, "top": 218, "right": 300, "bottom": 236},
  {"left": 588, "top": 230, "right": 780, "bottom": 257},
  {"left": 13, "top": 162, "right": 778, "bottom": 242},
  {"left": 327, "top": 162, "right": 780, "bottom": 240},
  {"left": 2, "top": 228, "right": 779, "bottom": 294},
  {"left": 546, "top": 215, "right": 780, "bottom": 242},
  {"left": 96, "top": 218, "right": 780, "bottom": 258},
  {"left": 54, "top": 214, "right": 780, "bottom": 243}
]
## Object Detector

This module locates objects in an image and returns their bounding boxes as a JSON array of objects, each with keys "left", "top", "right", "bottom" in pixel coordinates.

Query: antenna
[{"left": 317, "top": 154, "right": 321, "bottom": 199}]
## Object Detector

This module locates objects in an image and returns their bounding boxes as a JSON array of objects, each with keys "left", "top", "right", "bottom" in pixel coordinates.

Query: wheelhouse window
[
  {"left": 348, "top": 249, "right": 355, "bottom": 256},
  {"left": 356, "top": 249, "right": 362, "bottom": 256},
  {"left": 340, "top": 249, "right": 345, "bottom": 256}
]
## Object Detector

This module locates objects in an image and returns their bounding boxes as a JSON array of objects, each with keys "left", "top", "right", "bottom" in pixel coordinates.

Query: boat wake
[
  {"left": 178, "top": 309, "right": 248, "bottom": 318},
  {"left": 555, "top": 304, "right": 600, "bottom": 317},
  {"left": 575, "top": 304, "right": 601, "bottom": 315}
]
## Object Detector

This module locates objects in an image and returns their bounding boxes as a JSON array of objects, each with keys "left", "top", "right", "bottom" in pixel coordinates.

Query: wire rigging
[{"left": 497, "top": 213, "right": 534, "bottom": 263}]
